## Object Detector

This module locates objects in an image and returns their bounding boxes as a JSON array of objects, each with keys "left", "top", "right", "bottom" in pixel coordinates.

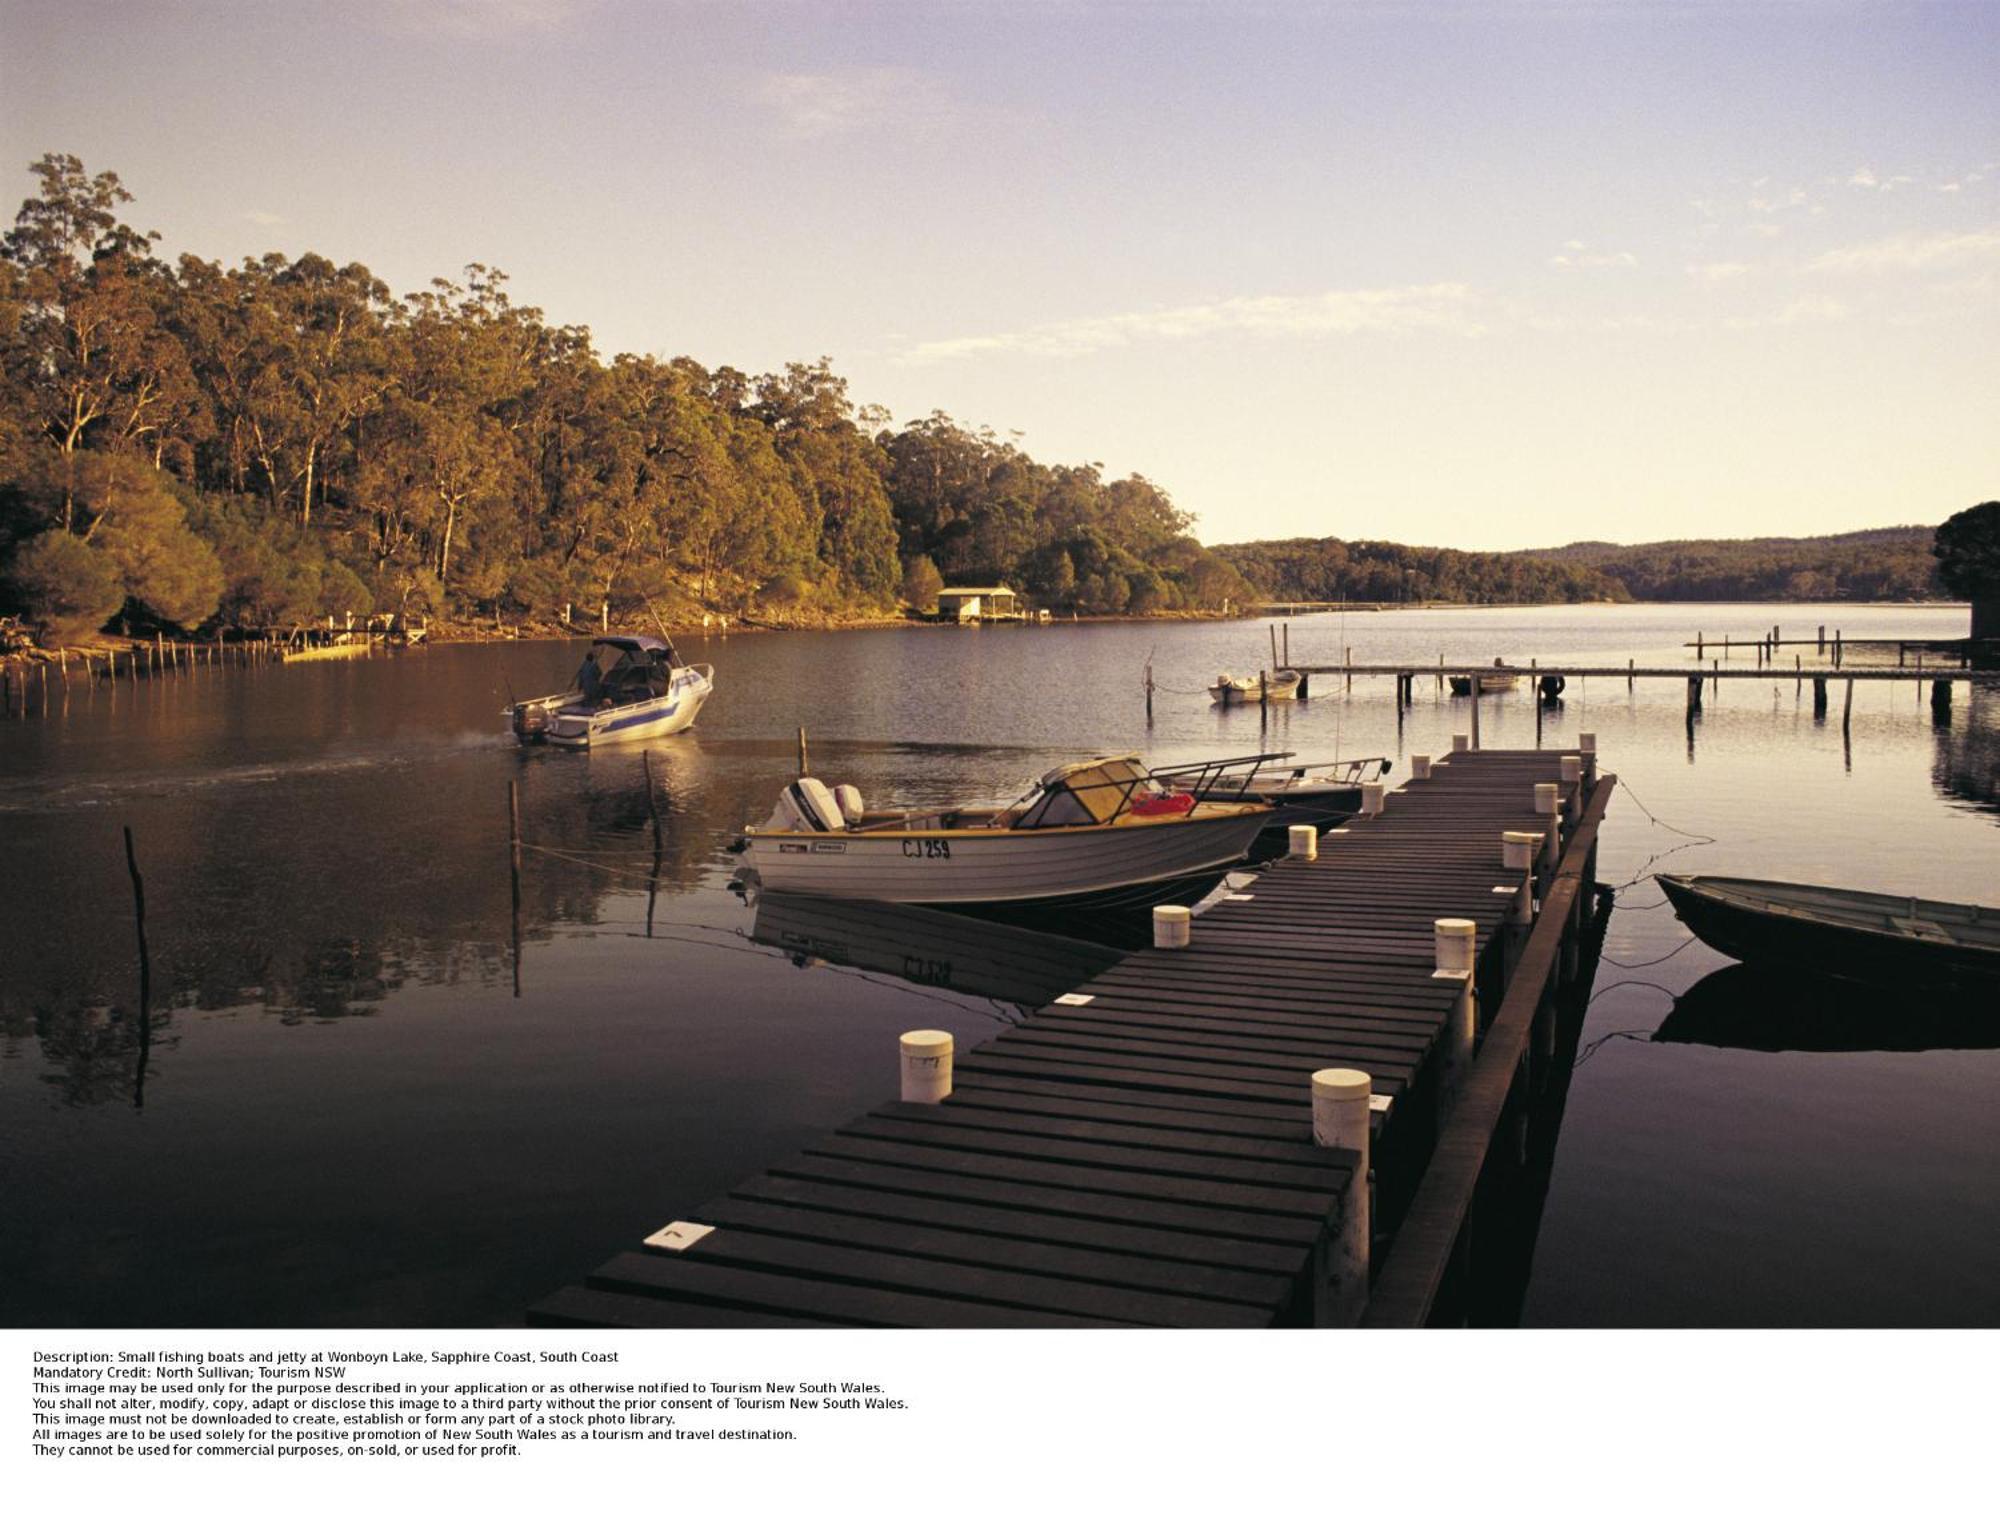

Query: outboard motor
[
  {"left": 833, "top": 784, "right": 865, "bottom": 825},
  {"left": 760, "top": 777, "right": 847, "bottom": 832},
  {"left": 511, "top": 702, "right": 550, "bottom": 743}
]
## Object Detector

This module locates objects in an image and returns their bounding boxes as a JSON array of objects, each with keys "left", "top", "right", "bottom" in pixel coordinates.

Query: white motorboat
[
  {"left": 1209, "top": 668, "right": 1306, "bottom": 704},
  {"left": 1155, "top": 751, "right": 1393, "bottom": 841},
  {"left": 507, "top": 634, "right": 713, "bottom": 748},
  {"left": 735, "top": 754, "right": 1271, "bottom": 906}
]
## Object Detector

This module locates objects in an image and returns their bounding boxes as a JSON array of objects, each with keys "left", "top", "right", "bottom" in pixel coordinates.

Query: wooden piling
[
  {"left": 797, "top": 726, "right": 809, "bottom": 776},
  {"left": 1843, "top": 678, "right": 1854, "bottom": 736},
  {"left": 509, "top": 780, "right": 524, "bottom": 998}
]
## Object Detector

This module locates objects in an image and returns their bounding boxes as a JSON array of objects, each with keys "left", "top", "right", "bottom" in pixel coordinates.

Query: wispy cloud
[
  {"left": 1846, "top": 166, "right": 1914, "bottom": 191},
  {"left": 757, "top": 68, "right": 954, "bottom": 140},
  {"left": 1809, "top": 229, "right": 2000, "bottom": 273},
  {"left": 366, "top": 0, "right": 589, "bottom": 38},
  {"left": 241, "top": 210, "right": 286, "bottom": 228},
  {"left": 1686, "top": 261, "right": 1752, "bottom": 283},
  {"left": 1721, "top": 296, "right": 1848, "bottom": 331},
  {"left": 894, "top": 284, "right": 1485, "bottom": 363},
  {"left": 1550, "top": 241, "right": 1637, "bottom": 271}
]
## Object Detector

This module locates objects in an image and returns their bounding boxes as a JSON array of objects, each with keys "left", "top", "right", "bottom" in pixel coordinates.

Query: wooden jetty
[{"left": 530, "top": 746, "right": 1615, "bottom": 1329}]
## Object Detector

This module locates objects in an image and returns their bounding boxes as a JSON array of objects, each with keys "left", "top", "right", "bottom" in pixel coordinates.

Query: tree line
[
  {"left": 1216, "top": 526, "right": 1948, "bottom": 606},
  {"left": 0, "top": 154, "right": 1256, "bottom": 642}
]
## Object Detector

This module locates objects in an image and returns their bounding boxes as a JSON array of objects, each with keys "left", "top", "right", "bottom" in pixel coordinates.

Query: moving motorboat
[
  {"left": 507, "top": 634, "right": 713, "bottom": 748},
  {"left": 1659, "top": 874, "right": 2000, "bottom": 998},
  {"left": 734, "top": 754, "right": 1271, "bottom": 906},
  {"left": 1209, "top": 668, "right": 1306, "bottom": 703}
]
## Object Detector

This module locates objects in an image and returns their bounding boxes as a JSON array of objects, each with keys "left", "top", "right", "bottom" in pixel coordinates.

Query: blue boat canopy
[{"left": 591, "top": 634, "right": 674, "bottom": 655}]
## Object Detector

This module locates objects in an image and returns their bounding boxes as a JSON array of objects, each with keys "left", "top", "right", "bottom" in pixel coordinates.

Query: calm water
[{"left": 3, "top": 604, "right": 1995, "bottom": 1328}]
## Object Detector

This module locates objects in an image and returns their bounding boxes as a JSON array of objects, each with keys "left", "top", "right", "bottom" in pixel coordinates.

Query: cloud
[
  {"left": 1550, "top": 244, "right": 1637, "bottom": 271},
  {"left": 757, "top": 68, "right": 954, "bottom": 140},
  {"left": 241, "top": 210, "right": 286, "bottom": 228},
  {"left": 367, "top": 0, "right": 589, "bottom": 36},
  {"left": 1686, "top": 261, "right": 1752, "bottom": 282},
  {"left": 1721, "top": 296, "right": 1848, "bottom": 331},
  {"left": 1748, "top": 186, "right": 1811, "bottom": 213},
  {"left": 1808, "top": 229, "right": 2000, "bottom": 273},
  {"left": 1848, "top": 166, "right": 1879, "bottom": 188},
  {"left": 894, "top": 284, "right": 1485, "bottom": 363}
]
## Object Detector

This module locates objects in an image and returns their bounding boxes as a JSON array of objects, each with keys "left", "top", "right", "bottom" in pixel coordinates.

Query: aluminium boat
[
  {"left": 734, "top": 754, "right": 1270, "bottom": 907},
  {"left": 1209, "top": 668, "right": 1306, "bottom": 704},
  {"left": 1154, "top": 751, "right": 1392, "bottom": 842},
  {"left": 507, "top": 634, "right": 713, "bottom": 748},
  {"left": 1658, "top": 874, "right": 2000, "bottom": 998}
]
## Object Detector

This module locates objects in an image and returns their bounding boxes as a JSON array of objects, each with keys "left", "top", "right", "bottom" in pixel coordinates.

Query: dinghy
[
  {"left": 507, "top": 635, "right": 713, "bottom": 749},
  {"left": 1209, "top": 668, "right": 1306, "bottom": 704},
  {"left": 1658, "top": 874, "right": 2000, "bottom": 997},
  {"left": 735, "top": 754, "right": 1270, "bottom": 907}
]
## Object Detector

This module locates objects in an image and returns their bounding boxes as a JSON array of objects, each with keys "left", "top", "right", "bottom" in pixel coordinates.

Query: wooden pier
[{"left": 530, "top": 747, "right": 1616, "bottom": 1329}]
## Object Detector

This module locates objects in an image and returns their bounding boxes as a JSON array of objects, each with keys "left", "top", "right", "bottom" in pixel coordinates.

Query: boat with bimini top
[{"left": 506, "top": 634, "right": 713, "bottom": 749}]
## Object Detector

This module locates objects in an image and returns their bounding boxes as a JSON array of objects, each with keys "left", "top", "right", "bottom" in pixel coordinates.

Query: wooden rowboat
[{"left": 1658, "top": 874, "right": 2000, "bottom": 997}]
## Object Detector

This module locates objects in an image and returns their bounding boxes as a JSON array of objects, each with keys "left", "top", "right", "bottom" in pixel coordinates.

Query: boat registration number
[{"left": 902, "top": 839, "right": 952, "bottom": 859}]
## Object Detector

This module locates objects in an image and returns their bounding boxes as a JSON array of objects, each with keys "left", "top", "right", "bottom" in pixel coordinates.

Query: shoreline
[{"left": 0, "top": 597, "right": 1968, "bottom": 672}]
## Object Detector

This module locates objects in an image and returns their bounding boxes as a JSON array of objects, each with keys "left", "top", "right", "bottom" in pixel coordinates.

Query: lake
[{"left": 3, "top": 602, "right": 1995, "bottom": 1328}]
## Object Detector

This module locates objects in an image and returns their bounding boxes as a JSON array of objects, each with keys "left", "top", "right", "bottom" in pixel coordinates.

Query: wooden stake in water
[
  {"left": 797, "top": 726, "right": 809, "bottom": 776},
  {"left": 508, "top": 781, "right": 524, "bottom": 998},
  {"left": 123, "top": 825, "right": 153, "bottom": 1108},
  {"left": 642, "top": 749, "right": 665, "bottom": 938}
]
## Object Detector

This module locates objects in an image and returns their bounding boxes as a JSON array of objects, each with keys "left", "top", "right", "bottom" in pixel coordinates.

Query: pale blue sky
[{"left": 3, "top": 0, "right": 1995, "bottom": 547}]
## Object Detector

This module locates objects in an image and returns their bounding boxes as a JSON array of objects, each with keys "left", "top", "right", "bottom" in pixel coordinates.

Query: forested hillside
[
  {"left": 0, "top": 155, "right": 1254, "bottom": 641},
  {"left": 1, "top": 155, "right": 1953, "bottom": 646},
  {"left": 1523, "top": 528, "right": 1941, "bottom": 601},
  {"left": 1216, "top": 526, "right": 1946, "bottom": 605}
]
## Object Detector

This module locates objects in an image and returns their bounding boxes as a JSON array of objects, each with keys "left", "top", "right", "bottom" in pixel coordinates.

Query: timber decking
[{"left": 530, "top": 749, "right": 1585, "bottom": 1329}]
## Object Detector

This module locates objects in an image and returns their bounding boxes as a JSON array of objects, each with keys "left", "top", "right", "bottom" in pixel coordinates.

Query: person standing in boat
[{"left": 575, "top": 650, "right": 605, "bottom": 705}]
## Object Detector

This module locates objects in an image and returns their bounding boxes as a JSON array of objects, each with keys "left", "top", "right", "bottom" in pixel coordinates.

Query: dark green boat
[{"left": 1659, "top": 874, "right": 2000, "bottom": 999}]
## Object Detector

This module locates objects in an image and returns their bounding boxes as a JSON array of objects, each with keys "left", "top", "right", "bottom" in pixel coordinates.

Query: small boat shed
[{"left": 936, "top": 585, "right": 1021, "bottom": 623}]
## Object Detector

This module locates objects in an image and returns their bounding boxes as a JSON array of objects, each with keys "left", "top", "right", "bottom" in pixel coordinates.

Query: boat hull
[
  {"left": 740, "top": 809, "right": 1269, "bottom": 906},
  {"left": 1210, "top": 670, "right": 1305, "bottom": 704},
  {"left": 1659, "top": 874, "right": 2000, "bottom": 998},
  {"left": 543, "top": 668, "right": 712, "bottom": 748}
]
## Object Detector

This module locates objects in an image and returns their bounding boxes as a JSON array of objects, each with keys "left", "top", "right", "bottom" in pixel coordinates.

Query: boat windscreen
[{"left": 1015, "top": 759, "right": 1152, "bottom": 828}]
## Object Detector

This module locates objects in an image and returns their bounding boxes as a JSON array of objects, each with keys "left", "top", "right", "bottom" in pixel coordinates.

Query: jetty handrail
[{"left": 1360, "top": 767, "right": 1619, "bottom": 1329}]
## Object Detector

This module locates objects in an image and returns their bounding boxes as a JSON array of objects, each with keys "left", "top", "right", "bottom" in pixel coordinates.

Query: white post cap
[
  {"left": 1410, "top": 754, "right": 1432, "bottom": 779},
  {"left": 1560, "top": 754, "right": 1582, "bottom": 784},
  {"left": 1535, "top": 782, "right": 1560, "bottom": 813},
  {"left": 1434, "top": 917, "right": 1476, "bottom": 972},
  {"left": 1311, "top": 1067, "right": 1373, "bottom": 1150},
  {"left": 1287, "top": 824, "right": 1317, "bottom": 861},
  {"left": 1452, "top": 733, "right": 1471, "bottom": 752},
  {"left": 1153, "top": 904, "right": 1193, "bottom": 948},
  {"left": 1579, "top": 731, "right": 1597, "bottom": 752}
]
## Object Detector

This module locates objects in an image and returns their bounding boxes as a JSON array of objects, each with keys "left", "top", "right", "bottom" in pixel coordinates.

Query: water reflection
[
  {"left": 747, "top": 891, "right": 1129, "bottom": 1012},
  {"left": 1933, "top": 684, "right": 2000, "bottom": 816},
  {"left": 1655, "top": 965, "right": 2000, "bottom": 1053}
]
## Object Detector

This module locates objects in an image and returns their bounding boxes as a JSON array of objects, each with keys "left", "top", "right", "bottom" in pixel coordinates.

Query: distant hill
[{"left": 1213, "top": 526, "right": 1944, "bottom": 605}]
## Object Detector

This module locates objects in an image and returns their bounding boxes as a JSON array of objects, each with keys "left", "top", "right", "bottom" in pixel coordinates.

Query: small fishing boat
[
  {"left": 1658, "top": 874, "right": 2000, "bottom": 997},
  {"left": 507, "top": 634, "right": 713, "bottom": 748},
  {"left": 1448, "top": 660, "right": 1520, "bottom": 696},
  {"left": 1154, "top": 751, "right": 1392, "bottom": 838},
  {"left": 1210, "top": 668, "right": 1306, "bottom": 704},
  {"left": 735, "top": 754, "right": 1271, "bottom": 906}
]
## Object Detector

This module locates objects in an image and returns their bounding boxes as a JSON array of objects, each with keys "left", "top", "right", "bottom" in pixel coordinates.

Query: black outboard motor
[{"left": 512, "top": 702, "right": 551, "bottom": 743}]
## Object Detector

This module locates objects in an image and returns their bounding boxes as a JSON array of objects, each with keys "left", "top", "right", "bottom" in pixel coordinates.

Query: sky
[{"left": 2, "top": 0, "right": 1995, "bottom": 550}]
